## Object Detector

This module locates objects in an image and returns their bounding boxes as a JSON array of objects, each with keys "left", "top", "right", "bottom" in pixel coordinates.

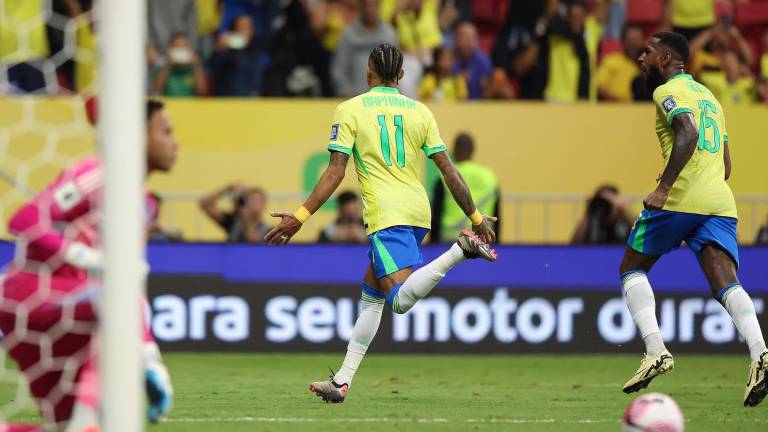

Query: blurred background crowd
[
  {"left": 3, "top": 0, "right": 768, "bottom": 105},
  {"left": 3, "top": 0, "right": 768, "bottom": 246}
]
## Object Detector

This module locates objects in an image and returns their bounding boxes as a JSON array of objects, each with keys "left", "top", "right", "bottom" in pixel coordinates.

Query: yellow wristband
[
  {"left": 469, "top": 209, "right": 483, "bottom": 226},
  {"left": 293, "top": 206, "right": 311, "bottom": 224}
]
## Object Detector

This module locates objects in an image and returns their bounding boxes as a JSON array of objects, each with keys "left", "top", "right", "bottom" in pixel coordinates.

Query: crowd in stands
[
  {"left": 3, "top": 0, "right": 768, "bottom": 104},
  {"left": 4, "top": 0, "right": 768, "bottom": 244}
]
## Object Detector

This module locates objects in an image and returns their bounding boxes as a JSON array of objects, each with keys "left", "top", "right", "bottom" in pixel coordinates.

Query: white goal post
[{"left": 99, "top": 0, "right": 146, "bottom": 430}]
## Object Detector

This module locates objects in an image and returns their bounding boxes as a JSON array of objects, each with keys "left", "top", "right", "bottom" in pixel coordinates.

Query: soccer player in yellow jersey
[
  {"left": 266, "top": 43, "right": 497, "bottom": 403},
  {"left": 621, "top": 32, "right": 767, "bottom": 407}
]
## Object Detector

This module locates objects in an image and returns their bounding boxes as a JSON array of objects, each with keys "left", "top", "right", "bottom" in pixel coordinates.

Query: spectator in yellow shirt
[
  {"left": 381, "top": 0, "right": 442, "bottom": 60},
  {"left": 419, "top": 46, "right": 468, "bottom": 102},
  {"left": 597, "top": 24, "right": 644, "bottom": 102},
  {"left": 380, "top": 0, "right": 442, "bottom": 97},
  {"left": 661, "top": 0, "right": 716, "bottom": 41},
  {"left": 197, "top": 0, "right": 223, "bottom": 62},
  {"left": 308, "top": 0, "right": 358, "bottom": 53},
  {"left": 543, "top": 0, "right": 604, "bottom": 103},
  {"left": 762, "top": 29, "right": 768, "bottom": 80},
  {"left": 759, "top": 29, "right": 768, "bottom": 104},
  {"left": 701, "top": 51, "right": 756, "bottom": 106},
  {"left": 689, "top": 18, "right": 755, "bottom": 78}
]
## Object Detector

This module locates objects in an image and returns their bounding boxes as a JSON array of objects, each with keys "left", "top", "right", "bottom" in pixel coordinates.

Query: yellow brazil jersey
[
  {"left": 381, "top": 0, "right": 442, "bottom": 52},
  {"left": 328, "top": 86, "right": 447, "bottom": 234},
  {"left": 672, "top": 0, "right": 715, "bottom": 29},
  {"left": 652, "top": 73, "right": 736, "bottom": 218},
  {"left": 544, "top": 15, "right": 603, "bottom": 103},
  {"left": 418, "top": 73, "right": 468, "bottom": 102},
  {"left": 701, "top": 72, "right": 756, "bottom": 106},
  {"left": 596, "top": 52, "right": 640, "bottom": 102}
]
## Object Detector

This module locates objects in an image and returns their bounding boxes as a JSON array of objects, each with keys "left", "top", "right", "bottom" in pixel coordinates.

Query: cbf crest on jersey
[
  {"left": 330, "top": 124, "right": 339, "bottom": 140},
  {"left": 662, "top": 96, "right": 677, "bottom": 113}
]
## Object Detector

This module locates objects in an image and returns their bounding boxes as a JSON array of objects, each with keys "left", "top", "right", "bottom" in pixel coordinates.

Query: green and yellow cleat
[
  {"left": 744, "top": 350, "right": 768, "bottom": 407},
  {"left": 622, "top": 350, "right": 674, "bottom": 394}
]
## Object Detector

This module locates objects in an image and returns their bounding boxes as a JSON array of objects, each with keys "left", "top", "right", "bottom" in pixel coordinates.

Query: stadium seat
[
  {"left": 626, "top": 0, "right": 663, "bottom": 24},
  {"left": 599, "top": 38, "right": 622, "bottom": 63},
  {"left": 471, "top": 0, "right": 509, "bottom": 25},
  {"left": 714, "top": 1, "right": 733, "bottom": 19},
  {"left": 471, "top": 0, "right": 510, "bottom": 54},
  {"left": 735, "top": 1, "right": 768, "bottom": 27}
]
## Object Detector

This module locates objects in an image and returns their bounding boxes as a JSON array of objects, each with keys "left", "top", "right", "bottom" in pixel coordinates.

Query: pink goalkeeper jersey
[{"left": 5, "top": 156, "right": 158, "bottom": 280}]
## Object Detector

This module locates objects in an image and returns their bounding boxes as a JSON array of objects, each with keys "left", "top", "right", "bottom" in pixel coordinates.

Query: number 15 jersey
[
  {"left": 652, "top": 73, "right": 737, "bottom": 218},
  {"left": 328, "top": 86, "right": 447, "bottom": 234}
]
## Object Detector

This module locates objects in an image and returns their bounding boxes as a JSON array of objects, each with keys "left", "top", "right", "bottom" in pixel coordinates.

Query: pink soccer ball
[{"left": 622, "top": 393, "right": 685, "bottom": 432}]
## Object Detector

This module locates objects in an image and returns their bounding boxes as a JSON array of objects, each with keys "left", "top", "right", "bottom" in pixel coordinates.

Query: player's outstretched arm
[
  {"left": 9, "top": 163, "right": 103, "bottom": 271},
  {"left": 265, "top": 151, "right": 350, "bottom": 245},
  {"left": 431, "top": 152, "right": 497, "bottom": 243},
  {"left": 644, "top": 112, "right": 699, "bottom": 211},
  {"left": 724, "top": 140, "right": 731, "bottom": 180}
]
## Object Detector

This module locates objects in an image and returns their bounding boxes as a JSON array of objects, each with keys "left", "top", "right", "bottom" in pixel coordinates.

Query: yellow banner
[{"left": 1, "top": 97, "right": 766, "bottom": 243}]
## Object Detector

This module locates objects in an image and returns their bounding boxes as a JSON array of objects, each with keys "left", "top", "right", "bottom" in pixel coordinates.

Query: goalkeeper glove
[{"left": 144, "top": 342, "right": 173, "bottom": 423}]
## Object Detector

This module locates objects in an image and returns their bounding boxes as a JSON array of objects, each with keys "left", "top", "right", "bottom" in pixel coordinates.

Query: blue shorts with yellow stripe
[
  {"left": 369, "top": 225, "right": 430, "bottom": 280},
  {"left": 628, "top": 209, "right": 739, "bottom": 268}
]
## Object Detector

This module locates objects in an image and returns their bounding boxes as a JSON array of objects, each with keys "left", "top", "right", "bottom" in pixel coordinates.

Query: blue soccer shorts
[
  {"left": 368, "top": 225, "right": 430, "bottom": 280},
  {"left": 627, "top": 209, "right": 739, "bottom": 268}
]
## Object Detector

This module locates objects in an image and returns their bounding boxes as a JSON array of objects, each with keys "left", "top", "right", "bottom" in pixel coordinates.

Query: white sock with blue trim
[
  {"left": 622, "top": 271, "right": 666, "bottom": 356},
  {"left": 719, "top": 284, "right": 767, "bottom": 362},
  {"left": 389, "top": 244, "right": 465, "bottom": 314},
  {"left": 334, "top": 284, "right": 385, "bottom": 386}
]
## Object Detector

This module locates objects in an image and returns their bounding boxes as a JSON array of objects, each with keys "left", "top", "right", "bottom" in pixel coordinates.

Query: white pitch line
[
  {"left": 163, "top": 416, "right": 768, "bottom": 425},
  {"left": 164, "top": 417, "right": 614, "bottom": 424},
  {"left": 536, "top": 382, "right": 743, "bottom": 388}
]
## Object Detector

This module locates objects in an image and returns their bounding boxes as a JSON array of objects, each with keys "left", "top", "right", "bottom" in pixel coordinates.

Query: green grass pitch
[{"left": 4, "top": 353, "right": 768, "bottom": 431}]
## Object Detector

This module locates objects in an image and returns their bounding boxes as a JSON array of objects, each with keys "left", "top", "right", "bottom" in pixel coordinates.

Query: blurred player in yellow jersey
[
  {"left": 620, "top": 32, "right": 768, "bottom": 407},
  {"left": 266, "top": 43, "right": 497, "bottom": 403}
]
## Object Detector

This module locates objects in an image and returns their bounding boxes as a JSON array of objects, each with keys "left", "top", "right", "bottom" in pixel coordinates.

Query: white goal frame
[{"left": 99, "top": 0, "right": 146, "bottom": 430}]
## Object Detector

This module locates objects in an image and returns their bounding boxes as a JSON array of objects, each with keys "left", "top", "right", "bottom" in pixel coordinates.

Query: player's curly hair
[
  {"left": 368, "top": 43, "right": 403, "bottom": 84},
  {"left": 147, "top": 99, "right": 165, "bottom": 120},
  {"left": 652, "top": 32, "right": 690, "bottom": 63}
]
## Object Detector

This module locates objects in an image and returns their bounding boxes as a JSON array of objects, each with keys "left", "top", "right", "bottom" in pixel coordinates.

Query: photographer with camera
[
  {"left": 571, "top": 184, "right": 635, "bottom": 244},
  {"left": 153, "top": 33, "right": 209, "bottom": 97},
  {"left": 210, "top": 14, "right": 262, "bottom": 96},
  {"left": 199, "top": 183, "right": 272, "bottom": 243},
  {"left": 317, "top": 191, "right": 368, "bottom": 244}
]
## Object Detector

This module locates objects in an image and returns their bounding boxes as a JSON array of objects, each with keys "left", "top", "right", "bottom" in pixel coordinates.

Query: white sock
[
  {"left": 389, "top": 243, "right": 465, "bottom": 314},
  {"left": 720, "top": 284, "right": 767, "bottom": 362},
  {"left": 334, "top": 285, "right": 385, "bottom": 386},
  {"left": 428, "top": 243, "right": 466, "bottom": 275},
  {"left": 622, "top": 271, "right": 666, "bottom": 356}
]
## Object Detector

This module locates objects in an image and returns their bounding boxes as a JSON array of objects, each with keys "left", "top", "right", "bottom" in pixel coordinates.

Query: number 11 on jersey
[{"left": 377, "top": 114, "right": 405, "bottom": 168}]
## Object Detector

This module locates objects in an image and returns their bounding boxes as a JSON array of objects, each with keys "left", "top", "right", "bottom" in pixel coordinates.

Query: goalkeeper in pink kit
[{"left": 0, "top": 100, "right": 176, "bottom": 431}]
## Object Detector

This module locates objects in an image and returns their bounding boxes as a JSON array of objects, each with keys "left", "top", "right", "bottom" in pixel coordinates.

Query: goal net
[{"left": 0, "top": 0, "right": 145, "bottom": 430}]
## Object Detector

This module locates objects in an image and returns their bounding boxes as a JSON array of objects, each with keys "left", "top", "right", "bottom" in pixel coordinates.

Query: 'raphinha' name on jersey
[
  {"left": 327, "top": 86, "right": 447, "bottom": 234},
  {"left": 652, "top": 73, "right": 737, "bottom": 218}
]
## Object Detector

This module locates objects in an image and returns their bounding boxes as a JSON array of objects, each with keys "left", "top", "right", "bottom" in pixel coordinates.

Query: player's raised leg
[
  {"left": 695, "top": 242, "right": 768, "bottom": 406},
  {"left": 309, "top": 226, "right": 496, "bottom": 402},
  {"left": 387, "top": 228, "right": 495, "bottom": 314},
  {"left": 620, "top": 240, "right": 674, "bottom": 394}
]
